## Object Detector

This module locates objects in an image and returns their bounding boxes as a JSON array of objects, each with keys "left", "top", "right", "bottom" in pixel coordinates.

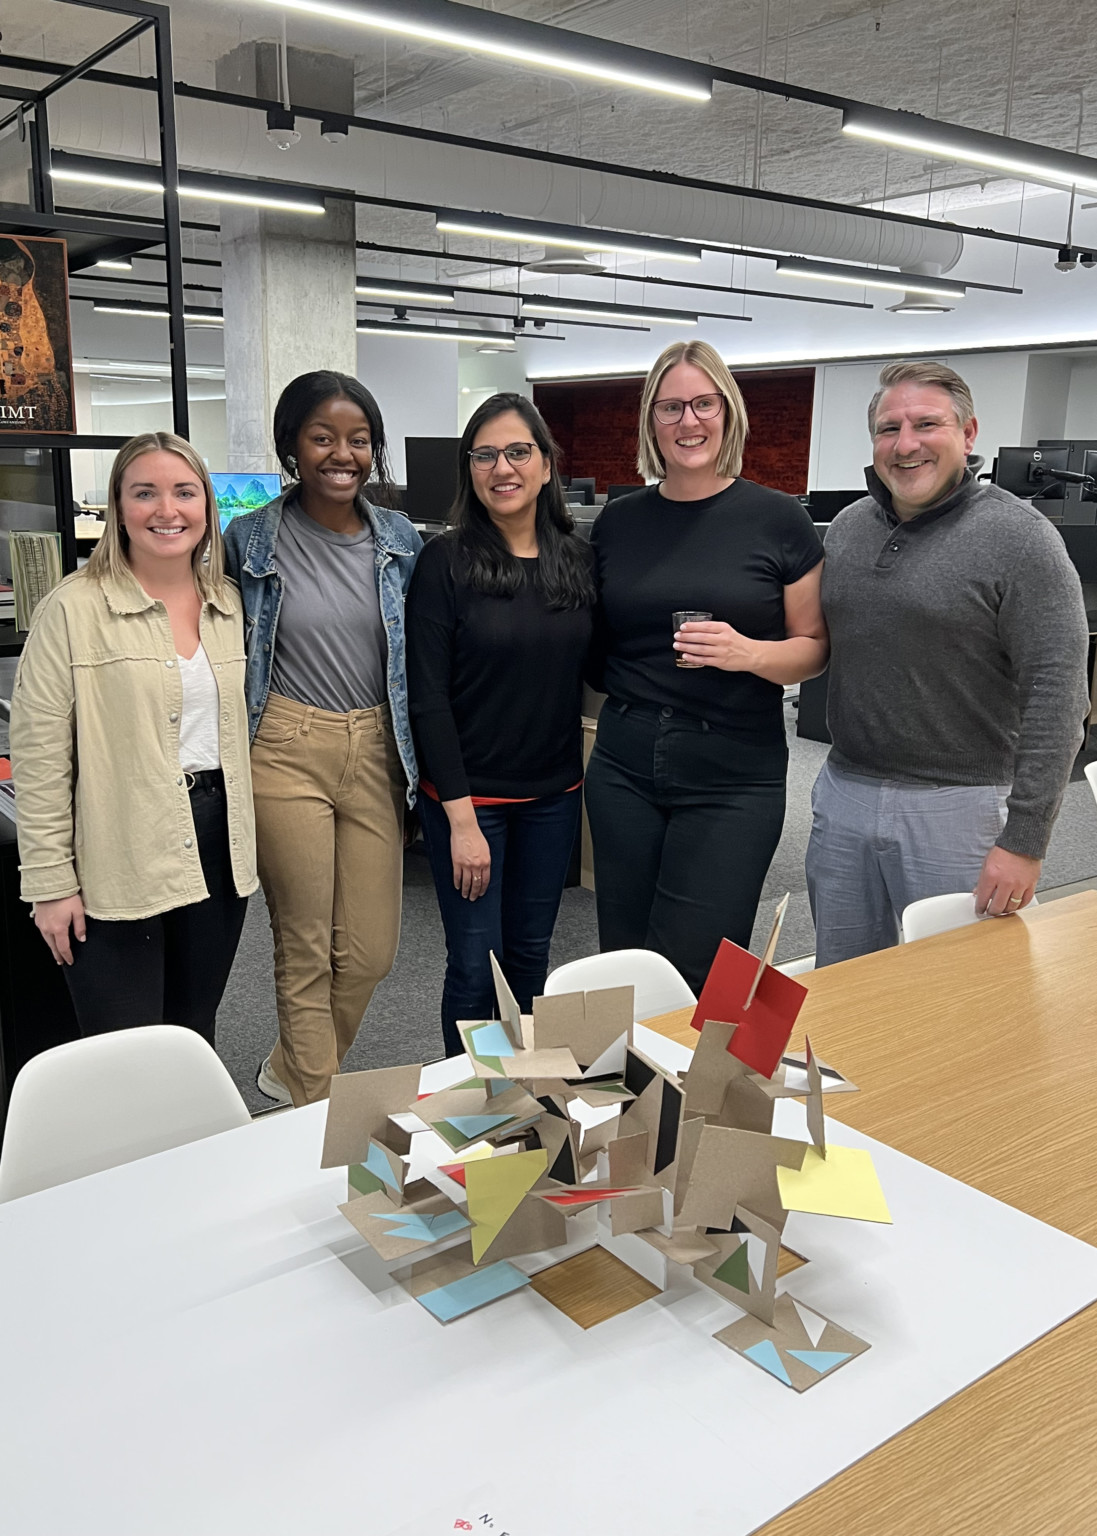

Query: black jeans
[
  {"left": 64, "top": 770, "right": 248, "bottom": 1048},
  {"left": 419, "top": 788, "right": 582, "bottom": 1056},
  {"left": 584, "top": 701, "right": 787, "bottom": 994}
]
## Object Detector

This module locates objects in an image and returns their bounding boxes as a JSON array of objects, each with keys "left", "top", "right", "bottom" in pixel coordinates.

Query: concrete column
[
  {"left": 221, "top": 197, "right": 357, "bottom": 473},
  {"left": 217, "top": 43, "right": 357, "bottom": 473}
]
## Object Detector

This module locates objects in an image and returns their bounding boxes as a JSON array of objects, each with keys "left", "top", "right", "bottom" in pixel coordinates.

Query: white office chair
[
  {"left": 544, "top": 949, "right": 697, "bottom": 1021},
  {"left": 0, "top": 1025, "right": 252, "bottom": 1202},
  {"left": 1084, "top": 760, "right": 1097, "bottom": 807},
  {"left": 902, "top": 889, "right": 1039, "bottom": 945},
  {"left": 901, "top": 892, "right": 982, "bottom": 943},
  {"left": 776, "top": 955, "right": 816, "bottom": 977}
]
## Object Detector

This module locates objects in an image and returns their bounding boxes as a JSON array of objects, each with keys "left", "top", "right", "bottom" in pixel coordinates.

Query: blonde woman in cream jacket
[{"left": 10, "top": 432, "right": 256, "bottom": 1044}]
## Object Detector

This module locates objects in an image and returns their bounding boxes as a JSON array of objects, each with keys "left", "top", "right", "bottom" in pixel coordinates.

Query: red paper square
[{"left": 690, "top": 938, "right": 807, "bottom": 1078}]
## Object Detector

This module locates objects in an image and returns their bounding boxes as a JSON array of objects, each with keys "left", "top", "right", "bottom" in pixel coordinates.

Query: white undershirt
[{"left": 177, "top": 644, "right": 221, "bottom": 772}]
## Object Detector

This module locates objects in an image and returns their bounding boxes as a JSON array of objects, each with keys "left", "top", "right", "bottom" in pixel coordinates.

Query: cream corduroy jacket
[{"left": 10, "top": 566, "right": 257, "bottom": 920}]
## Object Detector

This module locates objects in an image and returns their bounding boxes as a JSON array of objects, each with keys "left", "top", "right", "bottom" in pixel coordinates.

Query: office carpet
[{"left": 216, "top": 707, "right": 1097, "bottom": 1114}]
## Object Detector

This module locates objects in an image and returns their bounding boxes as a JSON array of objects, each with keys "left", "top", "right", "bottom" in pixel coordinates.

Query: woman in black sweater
[{"left": 406, "top": 394, "right": 595, "bottom": 1055}]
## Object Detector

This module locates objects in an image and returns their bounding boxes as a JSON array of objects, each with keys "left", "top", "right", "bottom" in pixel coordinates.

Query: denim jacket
[{"left": 222, "top": 490, "right": 423, "bottom": 802}]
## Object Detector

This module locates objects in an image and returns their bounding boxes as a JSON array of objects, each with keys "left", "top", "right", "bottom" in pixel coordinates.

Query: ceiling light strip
[
  {"left": 774, "top": 256, "right": 966, "bottom": 299},
  {"left": 50, "top": 166, "right": 324, "bottom": 215},
  {"left": 435, "top": 210, "right": 700, "bottom": 264},
  {"left": 842, "top": 107, "right": 1097, "bottom": 195},
  {"left": 93, "top": 301, "right": 225, "bottom": 323},
  {"left": 521, "top": 298, "right": 697, "bottom": 325},
  {"left": 356, "top": 284, "right": 455, "bottom": 303},
  {"left": 270, "top": 0, "right": 711, "bottom": 101}
]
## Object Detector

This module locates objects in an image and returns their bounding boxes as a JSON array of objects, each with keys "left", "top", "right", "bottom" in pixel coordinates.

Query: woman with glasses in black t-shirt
[{"left": 585, "top": 339, "right": 828, "bottom": 993}]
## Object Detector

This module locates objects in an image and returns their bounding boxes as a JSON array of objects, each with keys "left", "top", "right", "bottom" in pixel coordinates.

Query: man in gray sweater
[{"left": 807, "top": 358, "right": 1090, "bottom": 965}]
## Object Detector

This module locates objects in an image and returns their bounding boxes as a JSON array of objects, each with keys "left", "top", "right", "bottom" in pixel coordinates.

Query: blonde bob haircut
[
  {"left": 84, "top": 431, "right": 229, "bottom": 603},
  {"left": 637, "top": 339, "right": 749, "bottom": 482}
]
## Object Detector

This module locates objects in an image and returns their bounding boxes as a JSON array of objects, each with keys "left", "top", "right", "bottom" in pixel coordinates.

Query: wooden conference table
[
  {"left": 648, "top": 889, "right": 1097, "bottom": 1536},
  {"left": 2, "top": 894, "right": 1094, "bottom": 1533}
]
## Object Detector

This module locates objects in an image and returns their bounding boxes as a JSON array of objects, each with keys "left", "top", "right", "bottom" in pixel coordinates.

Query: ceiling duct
[{"left": 47, "top": 79, "right": 965, "bottom": 274}]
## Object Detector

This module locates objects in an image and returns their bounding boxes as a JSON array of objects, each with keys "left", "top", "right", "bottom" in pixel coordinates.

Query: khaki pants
[{"left": 251, "top": 693, "right": 404, "bottom": 1105}]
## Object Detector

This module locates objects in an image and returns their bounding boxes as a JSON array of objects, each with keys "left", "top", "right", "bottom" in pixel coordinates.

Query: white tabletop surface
[{"left": 3, "top": 1046, "right": 1097, "bottom": 1536}]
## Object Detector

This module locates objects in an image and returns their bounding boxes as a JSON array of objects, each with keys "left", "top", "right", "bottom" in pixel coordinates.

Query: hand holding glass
[{"left": 673, "top": 610, "right": 712, "bottom": 668}]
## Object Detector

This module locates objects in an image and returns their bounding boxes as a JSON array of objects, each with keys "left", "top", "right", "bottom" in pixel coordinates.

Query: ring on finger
[{"left": 1007, "top": 895, "right": 1023, "bottom": 906}]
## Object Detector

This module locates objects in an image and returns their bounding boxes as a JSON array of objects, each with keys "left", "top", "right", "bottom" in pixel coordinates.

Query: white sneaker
[{"left": 256, "top": 1054, "right": 293, "bottom": 1107}]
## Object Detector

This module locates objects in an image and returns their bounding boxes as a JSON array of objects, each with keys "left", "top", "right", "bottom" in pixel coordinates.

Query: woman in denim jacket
[{"left": 222, "top": 370, "right": 422, "bottom": 1105}]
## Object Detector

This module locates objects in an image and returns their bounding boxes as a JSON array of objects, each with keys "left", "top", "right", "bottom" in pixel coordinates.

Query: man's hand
[
  {"left": 974, "top": 847, "right": 1041, "bottom": 917},
  {"left": 33, "top": 894, "right": 87, "bottom": 964}
]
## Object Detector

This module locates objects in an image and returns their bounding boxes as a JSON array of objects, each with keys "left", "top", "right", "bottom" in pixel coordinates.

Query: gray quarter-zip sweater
[{"left": 821, "top": 468, "right": 1090, "bottom": 859}]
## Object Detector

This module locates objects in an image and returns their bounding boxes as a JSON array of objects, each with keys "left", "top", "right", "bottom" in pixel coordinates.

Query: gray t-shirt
[{"left": 269, "top": 497, "right": 388, "bottom": 713}]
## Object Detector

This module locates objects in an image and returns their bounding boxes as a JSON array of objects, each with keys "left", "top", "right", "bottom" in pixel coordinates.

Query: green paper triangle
[
  {"left": 712, "top": 1241, "right": 751, "bottom": 1294},
  {"left": 432, "top": 1120, "right": 470, "bottom": 1150},
  {"left": 348, "top": 1163, "right": 385, "bottom": 1196}
]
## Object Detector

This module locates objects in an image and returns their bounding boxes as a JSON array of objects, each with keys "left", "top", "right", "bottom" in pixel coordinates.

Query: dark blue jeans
[
  {"left": 418, "top": 788, "right": 582, "bottom": 1056},
  {"left": 584, "top": 701, "right": 787, "bottom": 995}
]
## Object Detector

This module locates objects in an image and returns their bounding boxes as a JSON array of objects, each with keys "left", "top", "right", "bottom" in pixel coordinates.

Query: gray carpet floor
[{"left": 217, "top": 705, "right": 1097, "bottom": 1113}]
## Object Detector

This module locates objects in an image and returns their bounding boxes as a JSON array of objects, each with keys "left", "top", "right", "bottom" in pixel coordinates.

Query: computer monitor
[
  {"left": 606, "top": 484, "right": 644, "bottom": 502},
  {"left": 567, "top": 477, "right": 596, "bottom": 506},
  {"left": 993, "top": 447, "right": 1069, "bottom": 501},
  {"left": 209, "top": 472, "right": 282, "bottom": 533},
  {"left": 806, "top": 489, "right": 865, "bottom": 522},
  {"left": 1058, "top": 522, "right": 1097, "bottom": 580},
  {"left": 1082, "top": 450, "right": 1097, "bottom": 503},
  {"left": 405, "top": 437, "right": 460, "bottom": 523}
]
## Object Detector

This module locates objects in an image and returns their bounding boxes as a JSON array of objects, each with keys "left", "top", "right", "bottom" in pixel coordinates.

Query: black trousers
[
  {"left": 584, "top": 701, "right": 787, "bottom": 995},
  {"left": 64, "top": 771, "right": 248, "bottom": 1048}
]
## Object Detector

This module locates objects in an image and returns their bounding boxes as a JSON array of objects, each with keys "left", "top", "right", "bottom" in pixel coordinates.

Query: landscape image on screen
[{"left": 210, "top": 472, "right": 282, "bottom": 531}]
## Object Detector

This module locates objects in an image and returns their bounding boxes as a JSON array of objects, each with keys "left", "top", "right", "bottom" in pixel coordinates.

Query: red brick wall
[
  {"left": 534, "top": 368, "right": 814, "bottom": 496},
  {"left": 534, "top": 378, "right": 644, "bottom": 494},
  {"left": 738, "top": 370, "right": 815, "bottom": 495}
]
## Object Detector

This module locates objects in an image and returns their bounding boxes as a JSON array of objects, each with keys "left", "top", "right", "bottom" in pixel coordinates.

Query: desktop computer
[
  {"left": 992, "top": 447, "right": 1070, "bottom": 501},
  {"left": 405, "top": 437, "right": 461, "bottom": 525}
]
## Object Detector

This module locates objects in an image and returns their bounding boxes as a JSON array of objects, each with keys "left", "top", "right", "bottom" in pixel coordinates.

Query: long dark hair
[
  {"left": 449, "top": 393, "right": 594, "bottom": 611},
  {"left": 272, "top": 370, "right": 397, "bottom": 507}
]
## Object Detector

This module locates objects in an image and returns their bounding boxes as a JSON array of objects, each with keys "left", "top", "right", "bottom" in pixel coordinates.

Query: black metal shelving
[{"left": 0, "top": 0, "right": 189, "bottom": 654}]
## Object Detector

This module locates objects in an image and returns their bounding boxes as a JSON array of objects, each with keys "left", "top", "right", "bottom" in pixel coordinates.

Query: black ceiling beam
[
  {"left": 3, "top": 52, "right": 1085, "bottom": 260},
  {"left": 355, "top": 241, "right": 872, "bottom": 310},
  {"left": 0, "top": 18, "right": 152, "bottom": 133}
]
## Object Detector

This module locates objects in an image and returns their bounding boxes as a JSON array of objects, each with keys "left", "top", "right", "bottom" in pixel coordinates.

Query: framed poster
[{"left": 0, "top": 234, "right": 74, "bottom": 434}]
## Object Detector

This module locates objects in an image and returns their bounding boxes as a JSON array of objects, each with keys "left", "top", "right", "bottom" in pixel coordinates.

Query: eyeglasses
[
  {"left": 468, "top": 441, "right": 537, "bottom": 469},
  {"left": 651, "top": 394, "right": 725, "bottom": 425}
]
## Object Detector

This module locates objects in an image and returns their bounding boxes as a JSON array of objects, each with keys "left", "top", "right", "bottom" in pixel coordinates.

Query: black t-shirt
[
  {"left": 590, "top": 480, "right": 823, "bottom": 736},
  {"left": 405, "top": 533, "right": 595, "bottom": 800}
]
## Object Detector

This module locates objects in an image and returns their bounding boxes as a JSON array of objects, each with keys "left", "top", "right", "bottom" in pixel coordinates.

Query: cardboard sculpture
[{"left": 325, "top": 898, "right": 890, "bottom": 1391}]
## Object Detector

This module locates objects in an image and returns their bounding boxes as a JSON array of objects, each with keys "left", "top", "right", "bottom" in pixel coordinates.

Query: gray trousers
[{"left": 805, "top": 760, "right": 1010, "bottom": 967}]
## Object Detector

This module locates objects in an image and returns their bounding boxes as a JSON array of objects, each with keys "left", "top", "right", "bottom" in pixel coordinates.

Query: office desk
[{"left": 648, "top": 890, "right": 1097, "bottom": 1536}]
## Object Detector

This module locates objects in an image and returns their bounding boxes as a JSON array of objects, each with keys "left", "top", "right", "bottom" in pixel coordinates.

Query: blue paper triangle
[
  {"left": 446, "top": 1113, "right": 513, "bottom": 1137},
  {"left": 743, "top": 1340, "right": 793, "bottom": 1386},
  {"left": 378, "top": 1209, "right": 471, "bottom": 1242},
  {"left": 469, "top": 1022, "right": 515, "bottom": 1057},
  {"left": 787, "top": 1349, "right": 852, "bottom": 1374},
  {"left": 364, "top": 1141, "right": 401, "bottom": 1191}
]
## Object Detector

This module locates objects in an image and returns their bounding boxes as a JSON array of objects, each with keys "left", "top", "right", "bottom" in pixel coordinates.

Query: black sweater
[{"left": 405, "top": 533, "right": 594, "bottom": 800}]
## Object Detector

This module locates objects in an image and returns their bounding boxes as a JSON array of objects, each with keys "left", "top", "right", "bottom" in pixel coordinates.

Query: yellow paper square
[{"left": 776, "top": 1144, "right": 892, "bottom": 1224}]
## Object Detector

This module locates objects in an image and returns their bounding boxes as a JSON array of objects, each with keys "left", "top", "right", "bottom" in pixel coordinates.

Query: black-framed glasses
[
  {"left": 468, "top": 441, "right": 537, "bottom": 469},
  {"left": 652, "top": 394, "right": 725, "bottom": 425}
]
